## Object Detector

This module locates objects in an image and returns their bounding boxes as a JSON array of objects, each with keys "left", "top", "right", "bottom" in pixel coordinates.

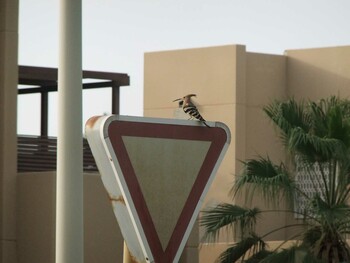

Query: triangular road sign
[{"left": 85, "top": 115, "right": 230, "bottom": 263}]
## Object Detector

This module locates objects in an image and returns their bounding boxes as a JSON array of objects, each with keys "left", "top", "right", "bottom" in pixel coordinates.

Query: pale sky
[{"left": 18, "top": 0, "right": 350, "bottom": 136}]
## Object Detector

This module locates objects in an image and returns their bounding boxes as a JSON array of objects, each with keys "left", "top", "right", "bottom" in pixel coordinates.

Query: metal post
[
  {"left": 56, "top": 0, "right": 83, "bottom": 262},
  {"left": 111, "top": 84, "right": 120, "bottom": 115},
  {"left": 40, "top": 91, "right": 48, "bottom": 136},
  {"left": 123, "top": 241, "right": 133, "bottom": 263}
]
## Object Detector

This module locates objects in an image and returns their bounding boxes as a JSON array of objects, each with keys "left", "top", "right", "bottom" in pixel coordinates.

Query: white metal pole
[{"left": 56, "top": 0, "right": 83, "bottom": 262}]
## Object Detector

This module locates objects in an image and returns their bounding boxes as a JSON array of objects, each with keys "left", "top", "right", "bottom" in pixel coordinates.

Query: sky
[{"left": 18, "top": 0, "right": 350, "bottom": 136}]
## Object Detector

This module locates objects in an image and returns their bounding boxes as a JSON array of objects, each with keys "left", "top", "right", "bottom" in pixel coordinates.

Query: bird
[{"left": 173, "top": 94, "right": 210, "bottom": 127}]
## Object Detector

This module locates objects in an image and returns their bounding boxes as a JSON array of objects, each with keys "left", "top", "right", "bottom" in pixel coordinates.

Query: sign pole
[
  {"left": 123, "top": 241, "right": 132, "bottom": 263},
  {"left": 56, "top": 0, "right": 83, "bottom": 262}
]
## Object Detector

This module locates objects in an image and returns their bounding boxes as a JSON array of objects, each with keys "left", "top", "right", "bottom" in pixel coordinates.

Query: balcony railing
[{"left": 18, "top": 135, "right": 98, "bottom": 172}]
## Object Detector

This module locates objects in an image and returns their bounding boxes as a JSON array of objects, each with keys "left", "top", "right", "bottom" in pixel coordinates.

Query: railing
[{"left": 18, "top": 135, "right": 98, "bottom": 172}]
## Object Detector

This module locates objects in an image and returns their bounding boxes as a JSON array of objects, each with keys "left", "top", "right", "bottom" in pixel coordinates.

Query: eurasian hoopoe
[{"left": 173, "top": 94, "right": 210, "bottom": 127}]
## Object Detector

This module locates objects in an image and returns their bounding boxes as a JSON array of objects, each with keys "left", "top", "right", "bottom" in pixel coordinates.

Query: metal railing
[{"left": 18, "top": 135, "right": 98, "bottom": 172}]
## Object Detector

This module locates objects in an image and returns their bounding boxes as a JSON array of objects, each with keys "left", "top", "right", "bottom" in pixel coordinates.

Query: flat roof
[{"left": 18, "top": 65, "right": 130, "bottom": 94}]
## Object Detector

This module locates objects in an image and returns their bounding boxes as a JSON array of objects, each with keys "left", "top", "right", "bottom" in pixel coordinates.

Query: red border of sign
[{"left": 108, "top": 121, "right": 227, "bottom": 263}]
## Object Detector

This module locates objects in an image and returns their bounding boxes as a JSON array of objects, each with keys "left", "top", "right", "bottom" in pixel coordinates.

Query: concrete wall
[
  {"left": 243, "top": 52, "right": 288, "bottom": 241},
  {"left": 286, "top": 46, "right": 350, "bottom": 100},
  {"left": 0, "top": 0, "right": 19, "bottom": 262},
  {"left": 17, "top": 172, "right": 123, "bottom": 263}
]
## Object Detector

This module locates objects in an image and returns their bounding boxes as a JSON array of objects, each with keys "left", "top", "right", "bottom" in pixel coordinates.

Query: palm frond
[
  {"left": 301, "top": 226, "right": 322, "bottom": 249},
  {"left": 215, "top": 234, "right": 266, "bottom": 263},
  {"left": 316, "top": 96, "right": 350, "bottom": 148},
  {"left": 288, "top": 127, "right": 344, "bottom": 161},
  {"left": 200, "top": 204, "right": 260, "bottom": 242},
  {"left": 308, "top": 100, "right": 328, "bottom": 138},
  {"left": 232, "top": 156, "right": 296, "bottom": 207},
  {"left": 265, "top": 97, "right": 350, "bottom": 161},
  {"left": 327, "top": 104, "right": 350, "bottom": 146},
  {"left": 308, "top": 97, "right": 350, "bottom": 159},
  {"left": 264, "top": 98, "right": 311, "bottom": 146},
  {"left": 310, "top": 194, "right": 350, "bottom": 228}
]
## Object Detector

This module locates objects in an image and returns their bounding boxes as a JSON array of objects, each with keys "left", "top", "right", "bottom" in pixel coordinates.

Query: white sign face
[{"left": 85, "top": 115, "right": 230, "bottom": 263}]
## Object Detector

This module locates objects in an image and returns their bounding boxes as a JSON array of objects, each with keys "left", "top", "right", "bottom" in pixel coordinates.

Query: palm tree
[{"left": 200, "top": 96, "right": 350, "bottom": 263}]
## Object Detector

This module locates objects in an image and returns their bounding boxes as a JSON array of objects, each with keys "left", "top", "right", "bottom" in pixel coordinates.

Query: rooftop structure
[
  {"left": 17, "top": 65, "right": 130, "bottom": 173},
  {"left": 18, "top": 65, "right": 130, "bottom": 136}
]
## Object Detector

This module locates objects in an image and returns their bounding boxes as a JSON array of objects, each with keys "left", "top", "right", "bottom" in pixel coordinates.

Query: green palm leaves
[
  {"left": 200, "top": 96, "right": 350, "bottom": 263},
  {"left": 264, "top": 97, "right": 350, "bottom": 161},
  {"left": 232, "top": 157, "right": 295, "bottom": 207},
  {"left": 201, "top": 204, "right": 260, "bottom": 242}
]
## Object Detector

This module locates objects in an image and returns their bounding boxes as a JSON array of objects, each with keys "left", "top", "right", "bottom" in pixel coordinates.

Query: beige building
[
  {"left": 143, "top": 44, "right": 350, "bottom": 262},
  {"left": 2, "top": 0, "right": 350, "bottom": 262}
]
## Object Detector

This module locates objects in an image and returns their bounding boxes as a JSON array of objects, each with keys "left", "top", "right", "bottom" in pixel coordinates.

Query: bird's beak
[{"left": 173, "top": 98, "right": 181, "bottom": 102}]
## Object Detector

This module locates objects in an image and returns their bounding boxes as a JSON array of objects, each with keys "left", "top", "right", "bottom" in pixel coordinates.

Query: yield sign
[{"left": 85, "top": 115, "right": 230, "bottom": 263}]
